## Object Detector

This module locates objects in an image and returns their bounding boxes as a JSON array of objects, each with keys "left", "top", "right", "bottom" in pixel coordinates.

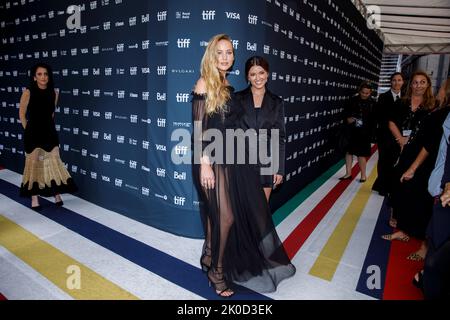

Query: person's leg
[
  {"left": 357, "top": 156, "right": 367, "bottom": 181},
  {"left": 207, "top": 167, "right": 234, "bottom": 297},
  {"left": 263, "top": 188, "right": 271, "bottom": 202},
  {"left": 31, "top": 195, "right": 40, "bottom": 208},
  {"left": 340, "top": 153, "right": 353, "bottom": 179}
]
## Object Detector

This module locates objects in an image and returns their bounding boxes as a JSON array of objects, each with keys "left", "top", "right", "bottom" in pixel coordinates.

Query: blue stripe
[
  {"left": 0, "top": 178, "right": 270, "bottom": 300},
  {"left": 355, "top": 197, "right": 392, "bottom": 299}
]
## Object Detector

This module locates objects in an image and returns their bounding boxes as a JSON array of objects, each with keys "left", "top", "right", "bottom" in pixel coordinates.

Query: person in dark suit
[
  {"left": 372, "top": 72, "right": 405, "bottom": 196},
  {"left": 234, "top": 56, "right": 286, "bottom": 201}
]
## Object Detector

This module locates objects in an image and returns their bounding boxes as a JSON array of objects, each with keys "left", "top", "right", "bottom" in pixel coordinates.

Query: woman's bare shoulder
[{"left": 194, "top": 77, "right": 207, "bottom": 94}]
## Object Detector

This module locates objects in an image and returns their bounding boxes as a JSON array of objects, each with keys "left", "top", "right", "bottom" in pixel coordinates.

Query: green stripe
[{"left": 273, "top": 160, "right": 344, "bottom": 226}]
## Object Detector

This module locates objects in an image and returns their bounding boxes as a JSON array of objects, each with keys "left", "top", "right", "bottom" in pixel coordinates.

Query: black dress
[
  {"left": 343, "top": 95, "right": 375, "bottom": 157},
  {"left": 390, "top": 106, "right": 448, "bottom": 238},
  {"left": 234, "top": 87, "right": 286, "bottom": 188},
  {"left": 372, "top": 92, "right": 400, "bottom": 195},
  {"left": 192, "top": 89, "right": 295, "bottom": 293},
  {"left": 20, "top": 87, "right": 77, "bottom": 197}
]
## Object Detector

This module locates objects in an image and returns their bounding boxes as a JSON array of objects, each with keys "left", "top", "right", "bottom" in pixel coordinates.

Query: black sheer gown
[{"left": 192, "top": 88, "right": 295, "bottom": 293}]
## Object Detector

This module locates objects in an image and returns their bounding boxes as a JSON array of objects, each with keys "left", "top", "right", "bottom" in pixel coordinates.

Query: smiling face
[
  {"left": 34, "top": 67, "right": 49, "bottom": 89},
  {"left": 391, "top": 74, "right": 404, "bottom": 93},
  {"left": 215, "top": 39, "right": 234, "bottom": 74},
  {"left": 411, "top": 74, "right": 429, "bottom": 97},
  {"left": 247, "top": 65, "right": 268, "bottom": 90}
]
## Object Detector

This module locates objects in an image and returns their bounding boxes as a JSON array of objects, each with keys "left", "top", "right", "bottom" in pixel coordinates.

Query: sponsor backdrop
[{"left": 0, "top": 0, "right": 383, "bottom": 237}]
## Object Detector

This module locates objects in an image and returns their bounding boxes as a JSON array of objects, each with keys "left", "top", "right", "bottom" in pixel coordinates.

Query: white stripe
[
  {"left": 0, "top": 193, "right": 202, "bottom": 299},
  {"left": 0, "top": 246, "right": 72, "bottom": 300}
]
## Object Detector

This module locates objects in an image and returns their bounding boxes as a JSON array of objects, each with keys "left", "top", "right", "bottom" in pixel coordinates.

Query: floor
[{"left": 0, "top": 148, "right": 425, "bottom": 300}]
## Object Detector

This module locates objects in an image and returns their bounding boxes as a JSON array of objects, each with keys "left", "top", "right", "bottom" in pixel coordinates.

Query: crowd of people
[
  {"left": 340, "top": 71, "right": 450, "bottom": 299},
  {"left": 17, "top": 32, "right": 448, "bottom": 299}
]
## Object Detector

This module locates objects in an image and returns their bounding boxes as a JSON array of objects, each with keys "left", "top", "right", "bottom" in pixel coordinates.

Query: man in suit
[{"left": 372, "top": 72, "right": 404, "bottom": 196}]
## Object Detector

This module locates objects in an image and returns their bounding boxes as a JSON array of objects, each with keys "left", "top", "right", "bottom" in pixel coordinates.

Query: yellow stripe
[
  {"left": 0, "top": 214, "right": 138, "bottom": 300},
  {"left": 308, "top": 166, "right": 377, "bottom": 281}
]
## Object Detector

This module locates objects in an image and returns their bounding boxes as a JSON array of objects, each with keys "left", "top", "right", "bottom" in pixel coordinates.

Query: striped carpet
[{"left": 0, "top": 148, "right": 424, "bottom": 300}]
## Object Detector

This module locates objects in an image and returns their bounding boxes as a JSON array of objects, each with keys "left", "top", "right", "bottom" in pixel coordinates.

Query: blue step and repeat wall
[{"left": 0, "top": 0, "right": 383, "bottom": 237}]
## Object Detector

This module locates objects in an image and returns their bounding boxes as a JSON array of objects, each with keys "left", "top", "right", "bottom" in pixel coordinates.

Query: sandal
[
  {"left": 381, "top": 232, "right": 410, "bottom": 242},
  {"left": 407, "top": 252, "right": 425, "bottom": 262},
  {"left": 207, "top": 267, "right": 234, "bottom": 297},
  {"left": 200, "top": 245, "right": 211, "bottom": 273}
]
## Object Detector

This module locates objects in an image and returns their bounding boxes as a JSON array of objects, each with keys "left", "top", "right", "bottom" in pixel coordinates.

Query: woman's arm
[
  {"left": 18, "top": 89, "right": 30, "bottom": 129},
  {"left": 400, "top": 147, "right": 429, "bottom": 182},
  {"left": 53, "top": 89, "right": 59, "bottom": 119},
  {"left": 389, "top": 120, "right": 408, "bottom": 149}
]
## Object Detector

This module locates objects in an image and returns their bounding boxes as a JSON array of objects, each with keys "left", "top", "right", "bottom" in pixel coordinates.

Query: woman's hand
[
  {"left": 397, "top": 136, "right": 409, "bottom": 151},
  {"left": 400, "top": 168, "right": 415, "bottom": 182},
  {"left": 440, "top": 182, "right": 450, "bottom": 207},
  {"left": 200, "top": 164, "right": 215, "bottom": 189},
  {"left": 273, "top": 174, "right": 283, "bottom": 188}
]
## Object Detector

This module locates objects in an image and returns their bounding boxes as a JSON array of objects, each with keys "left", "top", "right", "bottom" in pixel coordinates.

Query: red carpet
[
  {"left": 283, "top": 145, "right": 377, "bottom": 259},
  {"left": 0, "top": 293, "right": 7, "bottom": 300},
  {"left": 383, "top": 235, "right": 425, "bottom": 300}
]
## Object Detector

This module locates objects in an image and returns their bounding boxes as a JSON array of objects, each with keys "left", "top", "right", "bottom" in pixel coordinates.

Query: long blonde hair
[
  {"left": 404, "top": 71, "right": 435, "bottom": 110},
  {"left": 200, "top": 34, "right": 234, "bottom": 114}
]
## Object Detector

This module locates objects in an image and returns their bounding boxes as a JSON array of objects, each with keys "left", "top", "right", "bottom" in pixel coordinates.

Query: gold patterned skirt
[{"left": 20, "top": 147, "right": 77, "bottom": 197}]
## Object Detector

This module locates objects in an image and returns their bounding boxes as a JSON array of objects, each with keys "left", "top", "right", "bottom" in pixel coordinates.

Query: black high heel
[
  {"left": 207, "top": 267, "right": 234, "bottom": 297},
  {"left": 200, "top": 246, "right": 211, "bottom": 273}
]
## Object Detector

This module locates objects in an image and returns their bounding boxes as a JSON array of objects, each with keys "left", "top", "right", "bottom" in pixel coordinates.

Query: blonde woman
[{"left": 192, "top": 34, "right": 295, "bottom": 297}]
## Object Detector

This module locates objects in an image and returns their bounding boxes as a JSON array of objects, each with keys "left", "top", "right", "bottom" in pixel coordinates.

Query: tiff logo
[
  {"left": 157, "top": 118, "right": 166, "bottom": 127},
  {"left": 177, "top": 38, "right": 190, "bottom": 48},
  {"left": 157, "top": 66, "right": 166, "bottom": 75},
  {"left": 202, "top": 10, "right": 215, "bottom": 20},
  {"left": 156, "top": 168, "right": 166, "bottom": 177},
  {"left": 157, "top": 11, "right": 167, "bottom": 21},
  {"left": 176, "top": 93, "right": 190, "bottom": 103},
  {"left": 232, "top": 40, "right": 239, "bottom": 50},
  {"left": 248, "top": 14, "right": 258, "bottom": 25},
  {"left": 174, "top": 196, "right": 186, "bottom": 206},
  {"left": 175, "top": 145, "right": 188, "bottom": 155}
]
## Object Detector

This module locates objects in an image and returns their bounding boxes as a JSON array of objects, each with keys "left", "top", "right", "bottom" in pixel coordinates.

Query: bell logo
[
  {"left": 246, "top": 42, "right": 257, "bottom": 51},
  {"left": 157, "top": 92, "right": 166, "bottom": 101},
  {"left": 174, "top": 171, "right": 186, "bottom": 180}
]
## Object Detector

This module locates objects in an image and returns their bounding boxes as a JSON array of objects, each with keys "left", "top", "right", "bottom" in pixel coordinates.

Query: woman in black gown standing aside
[
  {"left": 235, "top": 56, "right": 286, "bottom": 201},
  {"left": 19, "top": 63, "right": 77, "bottom": 209},
  {"left": 192, "top": 34, "right": 295, "bottom": 297}
]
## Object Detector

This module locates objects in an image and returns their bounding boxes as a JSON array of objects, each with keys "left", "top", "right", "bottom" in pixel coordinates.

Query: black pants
[{"left": 423, "top": 239, "right": 450, "bottom": 299}]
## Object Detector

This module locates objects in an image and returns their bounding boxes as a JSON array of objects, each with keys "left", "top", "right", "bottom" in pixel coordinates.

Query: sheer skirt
[{"left": 20, "top": 147, "right": 77, "bottom": 197}]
